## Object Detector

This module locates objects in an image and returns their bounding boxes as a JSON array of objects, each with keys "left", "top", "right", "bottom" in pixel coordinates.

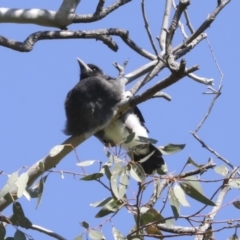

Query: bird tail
[{"left": 133, "top": 144, "right": 165, "bottom": 175}]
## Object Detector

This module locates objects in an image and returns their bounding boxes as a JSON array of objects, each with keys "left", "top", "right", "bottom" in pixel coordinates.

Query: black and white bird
[
  {"left": 64, "top": 59, "right": 165, "bottom": 174},
  {"left": 64, "top": 59, "right": 125, "bottom": 138}
]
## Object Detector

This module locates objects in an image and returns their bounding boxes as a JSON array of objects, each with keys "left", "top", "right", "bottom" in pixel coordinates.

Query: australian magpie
[
  {"left": 64, "top": 59, "right": 165, "bottom": 174},
  {"left": 64, "top": 59, "right": 125, "bottom": 138}
]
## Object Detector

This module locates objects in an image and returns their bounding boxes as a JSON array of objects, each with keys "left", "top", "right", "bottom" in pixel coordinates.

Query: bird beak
[{"left": 76, "top": 58, "right": 92, "bottom": 72}]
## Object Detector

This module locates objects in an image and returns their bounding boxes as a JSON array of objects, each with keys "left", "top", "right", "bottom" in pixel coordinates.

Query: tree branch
[
  {"left": 159, "top": 0, "right": 172, "bottom": 52},
  {"left": 141, "top": 0, "right": 158, "bottom": 55},
  {"left": 0, "top": 28, "right": 156, "bottom": 60},
  {"left": 165, "top": 0, "right": 190, "bottom": 53},
  {"left": 95, "top": 0, "right": 105, "bottom": 15},
  {"left": 191, "top": 132, "right": 234, "bottom": 169},
  {"left": 194, "top": 168, "right": 237, "bottom": 240},
  {"left": 30, "top": 224, "right": 67, "bottom": 240},
  {"left": 73, "top": 0, "right": 131, "bottom": 23},
  {"left": 0, "top": 0, "right": 132, "bottom": 28},
  {"left": 0, "top": 0, "right": 80, "bottom": 29},
  {"left": 173, "top": 0, "right": 231, "bottom": 53},
  {"left": 0, "top": 29, "right": 118, "bottom": 52}
]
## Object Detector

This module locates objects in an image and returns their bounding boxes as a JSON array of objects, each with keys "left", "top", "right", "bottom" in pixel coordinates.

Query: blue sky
[{"left": 0, "top": 0, "right": 239, "bottom": 239}]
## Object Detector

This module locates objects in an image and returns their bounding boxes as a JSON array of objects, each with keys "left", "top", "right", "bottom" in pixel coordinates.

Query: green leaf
[
  {"left": 112, "top": 226, "right": 126, "bottom": 240},
  {"left": 159, "top": 143, "right": 185, "bottom": 155},
  {"left": 108, "top": 153, "right": 122, "bottom": 164},
  {"left": 95, "top": 198, "right": 123, "bottom": 218},
  {"left": 49, "top": 145, "right": 66, "bottom": 157},
  {"left": 90, "top": 197, "right": 112, "bottom": 208},
  {"left": 229, "top": 179, "right": 240, "bottom": 189},
  {"left": 122, "top": 132, "right": 135, "bottom": 144},
  {"left": 0, "top": 222, "right": 6, "bottom": 239},
  {"left": 0, "top": 171, "right": 18, "bottom": 199},
  {"left": 81, "top": 221, "right": 89, "bottom": 229},
  {"left": 127, "top": 237, "right": 143, "bottom": 240},
  {"left": 168, "top": 187, "right": 180, "bottom": 220},
  {"left": 13, "top": 202, "right": 25, "bottom": 217},
  {"left": 73, "top": 235, "right": 83, "bottom": 240},
  {"left": 26, "top": 176, "right": 47, "bottom": 199},
  {"left": 233, "top": 201, "right": 240, "bottom": 209},
  {"left": 17, "top": 173, "right": 29, "bottom": 198},
  {"left": 173, "top": 184, "right": 190, "bottom": 207},
  {"left": 140, "top": 206, "right": 149, "bottom": 214},
  {"left": 5, "top": 238, "right": 14, "bottom": 240},
  {"left": 20, "top": 217, "right": 32, "bottom": 229},
  {"left": 150, "top": 178, "right": 161, "bottom": 202},
  {"left": 118, "top": 167, "right": 129, "bottom": 199},
  {"left": 99, "top": 159, "right": 112, "bottom": 179},
  {"left": 9, "top": 215, "right": 18, "bottom": 226},
  {"left": 130, "top": 162, "right": 146, "bottom": 183},
  {"left": 80, "top": 173, "right": 103, "bottom": 181},
  {"left": 137, "top": 136, "right": 158, "bottom": 144},
  {"left": 164, "top": 219, "right": 174, "bottom": 227},
  {"left": 214, "top": 165, "right": 229, "bottom": 177},
  {"left": 145, "top": 225, "right": 163, "bottom": 236},
  {"left": 101, "top": 165, "right": 112, "bottom": 180},
  {"left": 11, "top": 202, "right": 32, "bottom": 228},
  {"left": 187, "top": 157, "right": 201, "bottom": 168},
  {"left": 14, "top": 230, "right": 26, "bottom": 240},
  {"left": 140, "top": 208, "right": 165, "bottom": 226},
  {"left": 76, "top": 160, "right": 96, "bottom": 167},
  {"left": 183, "top": 176, "right": 204, "bottom": 194},
  {"left": 180, "top": 182, "right": 216, "bottom": 206},
  {"left": 110, "top": 162, "right": 122, "bottom": 199},
  {"left": 88, "top": 229, "right": 105, "bottom": 240},
  {"left": 36, "top": 176, "right": 48, "bottom": 209}
]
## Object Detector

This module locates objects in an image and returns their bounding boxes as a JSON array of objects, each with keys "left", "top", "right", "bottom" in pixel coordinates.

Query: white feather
[{"left": 103, "top": 112, "right": 149, "bottom": 154}]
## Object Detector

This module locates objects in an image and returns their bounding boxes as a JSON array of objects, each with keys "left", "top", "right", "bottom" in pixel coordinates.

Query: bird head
[{"left": 77, "top": 58, "right": 104, "bottom": 80}]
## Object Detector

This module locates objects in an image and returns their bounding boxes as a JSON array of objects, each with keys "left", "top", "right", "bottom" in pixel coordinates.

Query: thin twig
[
  {"left": 194, "top": 86, "right": 222, "bottom": 133},
  {"left": 206, "top": 37, "right": 224, "bottom": 86},
  {"left": 191, "top": 132, "right": 234, "bottom": 169},
  {"left": 130, "top": 60, "right": 165, "bottom": 95},
  {"left": 141, "top": 0, "right": 158, "bottom": 55},
  {"left": 73, "top": 0, "right": 131, "bottom": 23},
  {"left": 183, "top": 10, "right": 194, "bottom": 34},
  {"left": 173, "top": 0, "right": 231, "bottom": 53},
  {"left": 165, "top": 0, "right": 190, "bottom": 53}
]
